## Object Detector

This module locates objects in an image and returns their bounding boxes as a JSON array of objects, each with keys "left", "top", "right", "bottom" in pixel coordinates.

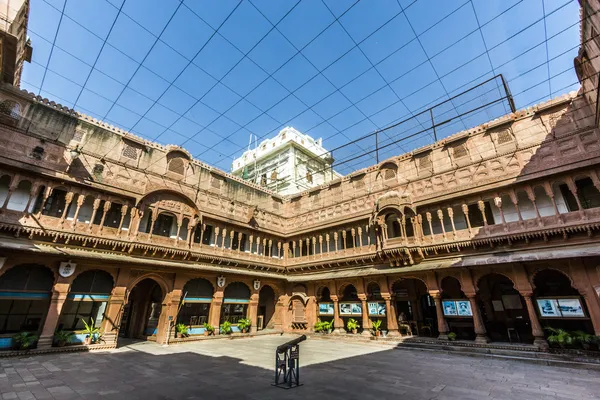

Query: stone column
[
  {"left": 102, "top": 285, "right": 127, "bottom": 346},
  {"left": 332, "top": 296, "right": 345, "bottom": 334},
  {"left": 22, "top": 185, "right": 39, "bottom": 216},
  {"left": 334, "top": 232, "right": 339, "bottom": 252},
  {"left": 384, "top": 296, "right": 399, "bottom": 336},
  {"left": 326, "top": 233, "right": 330, "bottom": 253},
  {"left": 509, "top": 190, "right": 524, "bottom": 224},
  {"left": 319, "top": 235, "right": 323, "bottom": 255},
  {"left": 477, "top": 200, "right": 488, "bottom": 228},
  {"left": 357, "top": 227, "right": 362, "bottom": 248},
  {"left": 38, "top": 278, "right": 71, "bottom": 349},
  {"left": 248, "top": 291, "right": 259, "bottom": 332},
  {"left": 543, "top": 181, "right": 562, "bottom": 223},
  {"left": 525, "top": 186, "right": 543, "bottom": 226},
  {"left": 213, "top": 227, "right": 220, "bottom": 248},
  {"left": 359, "top": 296, "right": 370, "bottom": 336},
  {"left": 116, "top": 204, "right": 129, "bottom": 236},
  {"left": 157, "top": 289, "right": 182, "bottom": 344},
  {"left": 462, "top": 204, "right": 472, "bottom": 235},
  {"left": 59, "top": 191, "right": 74, "bottom": 227},
  {"left": 342, "top": 231, "right": 347, "bottom": 250},
  {"left": 430, "top": 291, "right": 449, "bottom": 340},
  {"left": 209, "top": 289, "right": 223, "bottom": 334},
  {"left": 467, "top": 294, "right": 490, "bottom": 343},
  {"left": 437, "top": 209, "right": 446, "bottom": 240},
  {"left": 582, "top": 289, "right": 600, "bottom": 336},
  {"left": 521, "top": 292, "right": 549, "bottom": 350},
  {"left": 447, "top": 207, "right": 457, "bottom": 239},
  {"left": 221, "top": 228, "right": 227, "bottom": 250},
  {"left": 1, "top": 178, "right": 17, "bottom": 210},
  {"left": 426, "top": 212, "right": 434, "bottom": 240},
  {"left": 88, "top": 199, "right": 101, "bottom": 232},
  {"left": 36, "top": 186, "right": 53, "bottom": 217},
  {"left": 494, "top": 196, "right": 507, "bottom": 230}
]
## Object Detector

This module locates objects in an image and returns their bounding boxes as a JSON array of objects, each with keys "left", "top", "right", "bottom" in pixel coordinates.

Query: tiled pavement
[{"left": 0, "top": 335, "right": 598, "bottom": 399}]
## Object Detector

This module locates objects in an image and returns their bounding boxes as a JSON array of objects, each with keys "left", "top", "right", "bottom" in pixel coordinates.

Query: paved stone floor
[{"left": 0, "top": 335, "right": 598, "bottom": 399}]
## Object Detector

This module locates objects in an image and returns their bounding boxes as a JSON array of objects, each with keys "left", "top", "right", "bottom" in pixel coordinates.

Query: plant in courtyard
[
  {"left": 203, "top": 323, "right": 215, "bottom": 336},
  {"left": 176, "top": 323, "right": 189, "bottom": 338},
  {"left": 572, "top": 330, "right": 594, "bottom": 350},
  {"left": 220, "top": 321, "right": 233, "bottom": 335},
  {"left": 238, "top": 318, "right": 251, "bottom": 333},
  {"left": 371, "top": 319, "right": 382, "bottom": 337},
  {"left": 447, "top": 332, "right": 457, "bottom": 341},
  {"left": 346, "top": 318, "right": 360, "bottom": 334},
  {"left": 545, "top": 327, "right": 573, "bottom": 348},
  {"left": 321, "top": 320, "right": 333, "bottom": 333},
  {"left": 53, "top": 330, "right": 75, "bottom": 347},
  {"left": 12, "top": 332, "right": 38, "bottom": 350},
  {"left": 81, "top": 318, "right": 102, "bottom": 345},
  {"left": 314, "top": 320, "right": 333, "bottom": 334}
]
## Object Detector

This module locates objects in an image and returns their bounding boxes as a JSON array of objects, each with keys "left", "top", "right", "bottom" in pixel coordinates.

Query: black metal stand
[{"left": 272, "top": 335, "right": 306, "bottom": 389}]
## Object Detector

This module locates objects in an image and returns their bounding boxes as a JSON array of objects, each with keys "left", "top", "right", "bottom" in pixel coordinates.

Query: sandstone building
[{"left": 0, "top": 1, "right": 599, "bottom": 352}]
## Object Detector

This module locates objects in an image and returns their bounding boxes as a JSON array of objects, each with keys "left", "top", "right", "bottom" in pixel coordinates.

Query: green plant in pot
[
  {"left": 347, "top": 318, "right": 360, "bottom": 334},
  {"left": 81, "top": 319, "right": 101, "bottom": 345},
  {"left": 175, "top": 323, "right": 189, "bottom": 338},
  {"left": 322, "top": 320, "right": 333, "bottom": 334},
  {"left": 314, "top": 320, "right": 323, "bottom": 333},
  {"left": 371, "top": 319, "right": 382, "bottom": 337},
  {"left": 12, "top": 332, "right": 38, "bottom": 350},
  {"left": 220, "top": 321, "right": 232, "bottom": 335},
  {"left": 447, "top": 332, "right": 457, "bottom": 341},
  {"left": 203, "top": 322, "right": 215, "bottom": 336},
  {"left": 238, "top": 318, "right": 251, "bottom": 333},
  {"left": 572, "top": 330, "right": 594, "bottom": 350},
  {"left": 545, "top": 327, "right": 573, "bottom": 348},
  {"left": 54, "top": 330, "right": 74, "bottom": 347}
]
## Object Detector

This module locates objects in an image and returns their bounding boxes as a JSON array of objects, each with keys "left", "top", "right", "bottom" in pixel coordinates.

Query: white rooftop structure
[{"left": 231, "top": 127, "right": 341, "bottom": 195}]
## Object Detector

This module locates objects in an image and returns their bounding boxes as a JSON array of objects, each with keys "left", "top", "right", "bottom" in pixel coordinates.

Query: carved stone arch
[
  {"left": 259, "top": 283, "right": 281, "bottom": 300},
  {"left": 0, "top": 263, "right": 57, "bottom": 291},
  {"left": 137, "top": 190, "right": 201, "bottom": 221},
  {"left": 183, "top": 277, "right": 215, "bottom": 293},
  {"left": 337, "top": 281, "right": 357, "bottom": 297},
  {"left": 392, "top": 276, "right": 429, "bottom": 292},
  {"left": 529, "top": 266, "right": 576, "bottom": 291},
  {"left": 475, "top": 271, "right": 517, "bottom": 292},
  {"left": 71, "top": 267, "right": 117, "bottom": 287},
  {"left": 126, "top": 273, "right": 171, "bottom": 302},
  {"left": 437, "top": 271, "right": 463, "bottom": 292},
  {"left": 378, "top": 161, "right": 398, "bottom": 181},
  {"left": 316, "top": 285, "right": 332, "bottom": 301},
  {"left": 223, "top": 280, "right": 251, "bottom": 293}
]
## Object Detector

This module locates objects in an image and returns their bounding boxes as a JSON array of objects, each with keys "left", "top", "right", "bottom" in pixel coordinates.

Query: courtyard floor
[{"left": 0, "top": 335, "right": 598, "bottom": 399}]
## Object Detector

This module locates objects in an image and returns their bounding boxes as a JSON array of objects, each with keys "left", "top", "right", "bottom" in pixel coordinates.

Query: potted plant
[
  {"left": 447, "top": 332, "right": 457, "bottom": 341},
  {"left": 237, "top": 318, "right": 251, "bottom": 333},
  {"left": 546, "top": 327, "right": 573, "bottom": 349},
  {"left": 314, "top": 320, "right": 323, "bottom": 333},
  {"left": 322, "top": 320, "right": 333, "bottom": 334},
  {"left": 371, "top": 319, "right": 382, "bottom": 337},
  {"left": 220, "top": 321, "right": 232, "bottom": 335},
  {"left": 203, "top": 322, "right": 215, "bottom": 336},
  {"left": 81, "top": 318, "right": 101, "bottom": 345},
  {"left": 175, "top": 323, "right": 189, "bottom": 338},
  {"left": 53, "top": 330, "right": 74, "bottom": 347},
  {"left": 12, "top": 332, "right": 38, "bottom": 350},
  {"left": 572, "top": 330, "right": 594, "bottom": 350},
  {"left": 347, "top": 318, "right": 360, "bottom": 334}
]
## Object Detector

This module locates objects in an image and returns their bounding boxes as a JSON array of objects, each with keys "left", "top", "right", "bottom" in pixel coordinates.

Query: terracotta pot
[
  {"left": 55, "top": 341, "right": 65, "bottom": 347},
  {"left": 352, "top": 329, "right": 357, "bottom": 334},
  {"left": 84, "top": 336, "right": 91, "bottom": 345},
  {"left": 376, "top": 331, "right": 380, "bottom": 337},
  {"left": 204, "top": 331, "right": 209, "bottom": 336},
  {"left": 242, "top": 328, "right": 247, "bottom": 334}
]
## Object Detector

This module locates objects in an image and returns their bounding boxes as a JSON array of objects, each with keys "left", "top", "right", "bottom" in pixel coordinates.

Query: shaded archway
[
  {"left": 119, "top": 278, "right": 164, "bottom": 340},
  {"left": 316, "top": 286, "right": 333, "bottom": 323},
  {"left": 366, "top": 282, "right": 387, "bottom": 331},
  {"left": 258, "top": 285, "right": 276, "bottom": 330},
  {"left": 178, "top": 278, "right": 213, "bottom": 335},
  {"left": 477, "top": 273, "right": 532, "bottom": 343},
  {"left": 58, "top": 270, "right": 114, "bottom": 344},
  {"left": 392, "top": 278, "right": 433, "bottom": 336},
  {"left": 221, "top": 282, "right": 250, "bottom": 331},
  {"left": 0, "top": 264, "right": 54, "bottom": 348},
  {"left": 440, "top": 276, "right": 470, "bottom": 339},
  {"left": 533, "top": 269, "right": 593, "bottom": 334}
]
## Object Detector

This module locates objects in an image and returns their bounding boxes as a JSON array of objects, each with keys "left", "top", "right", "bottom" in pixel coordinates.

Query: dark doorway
[
  {"left": 258, "top": 285, "right": 276, "bottom": 330},
  {"left": 119, "top": 279, "right": 164, "bottom": 340}
]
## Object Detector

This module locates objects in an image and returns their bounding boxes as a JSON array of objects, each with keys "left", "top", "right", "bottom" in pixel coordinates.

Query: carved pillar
[
  {"left": 494, "top": 196, "right": 506, "bottom": 228},
  {"left": 230, "top": 230, "right": 235, "bottom": 251},
  {"left": 175, "top": 216, "right": 183, "bottom": 244},
  {"left": 305, "top": 238, "right": 310, "bottom": 257},
  {"left": 209, "top": 288, "right": 223, "bottom": 334},
  {"left": 213, "top": 227, "right": 220, "bottom": 248},
  {"left": 426, "top": 212, "right": 434, "bottom": 240},
  {"left": 88, "top": 199, "right": 101, "bottom": 232},
  {"left": 1, "top": 178, "right": 17, "bottom": 209},
  {"left": 417, "top": 214, "right": 424, "bottom": 241},
  {"left": 283, "top": 242, "right": 289, "bottom": 259},
  {"left": 525, "top": 186, "right": 543, "bottom": 226},
  {"left": 221, "top": 228, "right": 227, "bottom": 250},
  {"left": 334, "top": 232, "right": 339, "bottom": 252},
  {"left": 147, "top": 208, "right": 158, "bottom": 239},
  {"left": 430, "top": 291, "right": 449, "bottom": 339},
  {"left": 477, "top": 200, "right": 488, "bottom": 228},
  {"left": 59, "top": 191, "right": 74, "bottom": 226},
  {"left": 360, "top": 295, "right": 370, "bottom": 336},
  {"left": 70, "top": 194, "right": 85, "bottom": 229},
  {"left": 332, "top": 296, "right": 345, "bottom": 334},
  {"left": 462, "top": 204, "right": 473, "bottom": 235},
  {"left": 249, "top": 291, "right": 259, "bottom": 332},
  {"left": 237, "top": 232, "right": 242, "bottom": 252},
  {"left": 342, "top": 230, "right": 347, "bottom": 250},
  {"left": 130, "top": 207, "right": 140, "bottom": 239},
  {"left": 99, "top": 200, "right": 112, "bottom": 233},
  {"left": 582, "top": 289, "right": 600, "bottom": 336},
  {"left": 325, "top": 233, "right": 330, "bottom": 253},
  {"left": 351, "top": 229, "right": 356, "bottom": 251},
  {"left": 566, "top": 177, "right": 586, "bottom": 218},
  {"left": 249, "top": 235, "right": 254, "bottom": 254},
  {"left": 447, "top": 207, "right": 457, "bottom": 239},
  {"left": 36, "top": 186, "right": 53, "bottom": 217},
  {"left": 311, "top": 237, "right": 316, "bottom": 256},
  {"left": 38, "top": 278, "right": 71, "bottom": 349},
  {"left": 278, "top": 241, "right": 282, "bottom": 258},
  {"left": 257, "top": 236, "right": 262, "bottom": 255},
  {"left": 366, "top": 225, "right": 372, "bottom": 248},
  {"left": 22, "top": 185, "right": 38, "bottom": 215},
  {"left": 437, "top": 209, "right": 446, "bottom": 240},
  {"left": 543, "top": 181, "right": 562, "bottom": 223},
  {"left": 357, "top": 227, "right": 363, "bottom": 248},
  {"left": 319, "top": 235, "right": 323, "bottom": 255},
  {"left": 116, "top": 204, "right": 128, "bottom": 235},
  {"left": 521, "top": 292, "right": 549, "bottom": 350},
  {"left": 291, "top": 240, "right": 296, "bottom": 258},
  {"left": 467, "top": 293, "right": 490, "bottom": 343},
  {"left": 398, "top": 216, "right": 406, "bottom": 241},
  {"left": 509, "top": 190, "right": 524, "bottom": 223},
  {"left": 298, "top": 238, "right": 303, "bottom": 257},
  {"left": 102, "top": 280, "right": 128, "bottom": 347}
]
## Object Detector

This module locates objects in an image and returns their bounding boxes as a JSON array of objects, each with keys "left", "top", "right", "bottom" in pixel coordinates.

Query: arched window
[
  {"left": 58, "top": 270, "right": 114, "bottom": 332},
  {"left": 380, "top": 163, "right": 398, "bottom": 181},
  {"left": 6, "top": 180, "right": 32, "bottom": 211},
  {"left": 0, "top": 265, "right": 54, "bottom": 334},
  {"left": 178, "top": 279, "right": 213, "bottom": 330},
  {"left": 221, "top": 282, "right": 250, "bottom": 327},
  {"left": 166, "top": 151, "right": 189, "bottom": 176}
]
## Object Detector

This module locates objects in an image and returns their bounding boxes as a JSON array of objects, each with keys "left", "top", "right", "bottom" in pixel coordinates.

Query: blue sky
[{"left": 21, "top": 0, "right": 581, "bottom": 174}]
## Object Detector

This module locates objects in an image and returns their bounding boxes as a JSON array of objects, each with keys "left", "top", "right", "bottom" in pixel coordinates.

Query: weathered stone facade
[{"left": 0, "top": 1, "right": 599, "bottom": 353}]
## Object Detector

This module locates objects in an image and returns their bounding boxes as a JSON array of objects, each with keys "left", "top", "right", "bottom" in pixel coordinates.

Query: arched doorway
[
  {"left": 533, "top": 269, "right": 594, "bottom": 334},
  {"left": 119, "top": 278, "right": 164, "bottom": 340},
  {"left": 339, "top": 284, "right": 360, "bottom": 330},
  {"left": 440, "top": 276, "right": 471, "bottom": 340},
  {"left": 258, "top": 285, "right": 276, "bottom": 330},
  {"left": 221, "top": 282, "right": 250, "bottom": 332},
  {"left": 178, "top": 278, "right": 213, "bottom": 335},
  {"left": 0, "top": 264, "right": 54, "bottom": 349},
  {"left": 316, "top": 286, "right": 334, "bottom": 324},
  {"left": 392, "top": 278, "right": 433, "bottom": 336},
  {"left": 477, "top": 273, "right": 532, "bottom": 343},
  {"left": 367, "top": 282, "right": 387, "bottom": 331},
  {"left": 58, "top": 270, "right": 114, "bottom": 344}
]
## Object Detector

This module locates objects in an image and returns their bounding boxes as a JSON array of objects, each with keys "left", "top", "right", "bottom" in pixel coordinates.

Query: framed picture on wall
[
  {"left": 318, "top": 303, "right": 334, "bottom": 315},
  {"left": 557, "top": 298, "right": 585, "bottom": 317},
  {"left": 442, "top": 300, "right": 458, "bottom": 316},
  {"left": 350, "top": 303, "right": 362, "bottom": 315},
  {"left": 456, "top": 300, "right": 473, "bottom": 316},
  {"left": 368, "top": 302, "right": 386, "bottom": 316},
  {"left": 537, "top": 299, "right": 560, "bottom": 317},
  {"left": 340, "top": 303, "right": 352, "bottom": 315}
]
